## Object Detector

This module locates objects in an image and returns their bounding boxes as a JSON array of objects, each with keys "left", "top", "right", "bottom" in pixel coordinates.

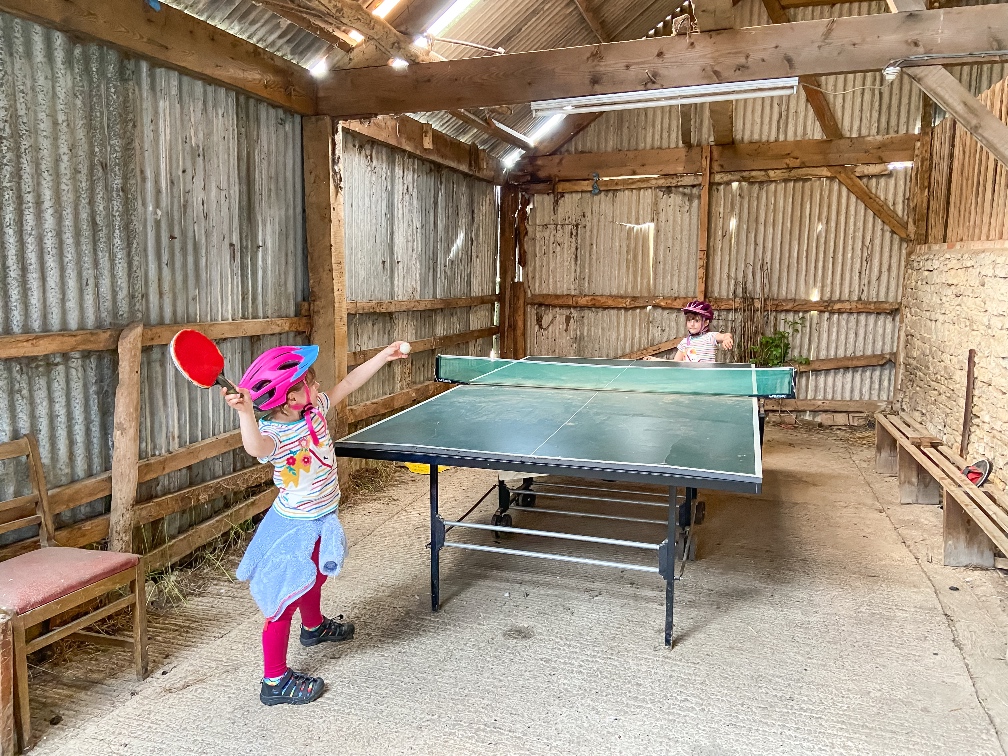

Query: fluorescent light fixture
[
  {"left": 390, "top": 58, "right": 409, "bottom": 70},
  {"left": 531, "top": 77, "right": 800, "bottom": 117},
  {"left": 426, "top": 0, "right": 479, "bottom": 37},
  {"left": 373, "top": 0, "right": 402, "bottom": 19}
]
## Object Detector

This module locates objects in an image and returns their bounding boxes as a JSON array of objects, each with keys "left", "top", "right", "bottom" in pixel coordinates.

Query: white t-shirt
[
  {"left": 676, "top": 332, "right": 720, "bottom": 363},
  {"left": 257, "top": 392, "right": 341, "bottom": 519}
]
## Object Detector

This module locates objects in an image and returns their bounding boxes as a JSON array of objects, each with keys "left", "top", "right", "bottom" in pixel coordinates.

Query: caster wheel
[
  {"left": 491, "top": 512, "right": 503, "bottom": 527},
  {"left": 517, "top": 492, "right": 536, "bottom": 507},
  {"left": 500, "top": 513, "right": 512, "bottom": 528},
  {"left": 694, "top": 500, "right": 706, "bottom": 525}
]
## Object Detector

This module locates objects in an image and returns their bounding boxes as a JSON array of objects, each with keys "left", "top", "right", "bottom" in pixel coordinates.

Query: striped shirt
[
  {"left": 676, "top": 332, "right": 720, "bottom": 363},
  {"left": 257, "top": 392, "right": 340, "bottom": 520}
]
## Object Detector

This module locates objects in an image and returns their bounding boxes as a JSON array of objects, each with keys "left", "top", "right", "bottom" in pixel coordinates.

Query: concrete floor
[{"left": 23, "top": 422, "right": 1008, "bottom": 755}]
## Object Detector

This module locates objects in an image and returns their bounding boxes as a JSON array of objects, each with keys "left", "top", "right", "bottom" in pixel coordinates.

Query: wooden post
[
  {"left": 942, "top": 489, "right": 995, "bottom": 567},
  {"left": 514, "top": 193, "right": 530, "bottom": 359},
  {"left": 498, "top": 187, "right": 519, "bottom": 358},
  {"left": 697, "top": 145, "right": 712, "bottom": 300},
  {"left": 911, "top": 96, "right": 934, "bottom": 244},
  {"left": 304, "top": 116, "right": 350, "bottom": 492},
  {"left": 109, "top": 322, "right": 143, "bottom": 553},
  {"left": 897, "top": 445, "right": 941, "bottom": 504},
  {"left": 875, "top": 419, "right": 898, "bottom": 475},
  {"left": 0, "top": 610, "right": 14, "bottom": 756},
  {"left": 960, "top": 348, "right": 976, "bottom": 459}
]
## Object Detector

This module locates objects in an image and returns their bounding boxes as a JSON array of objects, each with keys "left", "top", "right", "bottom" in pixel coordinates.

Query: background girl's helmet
[
  {"left": 682, "top": 300, "right": 714, "bottom": 321},
  {"left": 238, "top": 345, "right": 319, "bottom": 411}
]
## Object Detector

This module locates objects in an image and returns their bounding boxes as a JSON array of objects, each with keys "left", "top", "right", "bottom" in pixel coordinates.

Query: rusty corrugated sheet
[
  {"left": 342, "top": 130, "right": 498, "bottom": 412},
  {"left": 0, "top": 12, "right": 306, "bottom": 540}
]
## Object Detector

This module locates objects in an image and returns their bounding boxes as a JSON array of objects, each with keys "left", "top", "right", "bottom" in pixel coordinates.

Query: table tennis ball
[{"left": 399, "top": 342, "right": 412, "bottom": 355}]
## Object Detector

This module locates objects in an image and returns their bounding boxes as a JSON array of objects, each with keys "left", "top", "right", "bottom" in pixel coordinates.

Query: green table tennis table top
[{"left": 332, "top": 357, "right": 796, "bottom": 493}]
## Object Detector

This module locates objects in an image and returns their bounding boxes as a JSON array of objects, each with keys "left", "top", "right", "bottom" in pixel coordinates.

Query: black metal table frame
[{"left": 424, "top": 461, "right": 703, "bottom": 647}]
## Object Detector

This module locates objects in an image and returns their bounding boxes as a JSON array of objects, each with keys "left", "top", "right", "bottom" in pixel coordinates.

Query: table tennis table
[{"left": 333, "top": 355, "right": 796, "bottom": 645}]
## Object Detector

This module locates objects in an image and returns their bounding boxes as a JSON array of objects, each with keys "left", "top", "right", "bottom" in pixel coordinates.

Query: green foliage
[{"left": 751, "top": 318, "right": 810, "bottom": 367}]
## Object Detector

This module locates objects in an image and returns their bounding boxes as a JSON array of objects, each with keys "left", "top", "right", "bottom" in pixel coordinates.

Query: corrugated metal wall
[
  {"left": 342, "top": 131, "right": 498, "bottom": 416},
  {"left": 0, "top": 11, "right": 306, "bottom": 540}
]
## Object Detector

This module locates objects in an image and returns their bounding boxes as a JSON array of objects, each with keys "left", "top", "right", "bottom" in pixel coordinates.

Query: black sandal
[
  {"left": 259, "top": 669, "right": 325, "bottom": 706},
  {"left": 300, "top": 615, "right": 355, "bottom": 647}
]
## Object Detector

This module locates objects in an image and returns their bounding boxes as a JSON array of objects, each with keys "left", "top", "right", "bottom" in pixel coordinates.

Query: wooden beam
[
  {"left": 316, "top": 6, "right": 1008, "bottom": 116},
  {"left": 133, "top": 464, "right": 273, "bottom": 528},
  {"left": 888, "top": 0, "right": 1008, "bottom": 170},
  {"left": 911, "top": 96, "right": 935, "bottom": 243},
  {"left": 248, "top": 0, "right": 353, "bottom": 64},
  {"left": 499, "top": 187, "right": 519, "bottom": 359},
  {"left": 620, "top": 339, "right": 681, "bottom": 359},
  {"left": 304, "top": 116, "right": 350, "bottom": 489},
  {"left": 905, "top": 66, "right": 1008, "bottom": 170},
  {"left": 0, "top": 317, "right": 310, "bottom": 360},
  {"left": 144, "top": 489, "right": 277, "bottom": 573},
  {"left": 572, "top": 0, "right": 610, "bottom": 43},
  {"left": 109, "top": 324, "right": 142, "bottom": 554},
  {"left": 521, "top": 164, "right": 894, "bottom": 194},
  {"left": 449, "top": 109, "right": 534, "bottom": 151},
  {"left": 766, "top": 399, "right": 889, "bottom": 413},
  {"left": 527, "top": 294, "right": 900, "bottom": 313},
  {"left": 520, "top": 134, "right": 918, "bottom": 183},
  {"left": 348, "top": 295, "right": 498, "bottom": 314},
  {"left": 341, "top": 116, "right": 503, "bottom": 183},
  {"left": 347, "top": 0, "right": 446, "bottom": 68},
  {"left": 692, "top": 0, "right": 736, "bottom": 145},
  {"left": 761, "top": 0, "right": 910, "bottom": 239},
  {"left": 795, "top": 353, "right": 895, "bottom": 372},
  {"left": 0, "top": 0, "right": 316, "bottom": 115},
  {"left": 697, "top": 145, "right": 712, "bottom": 300},
  {"left": 346, "top": 381, "right": 452, "bottom": 423},
  {"left": 347, "top": 326, "right": 498, "bottom": 367}
]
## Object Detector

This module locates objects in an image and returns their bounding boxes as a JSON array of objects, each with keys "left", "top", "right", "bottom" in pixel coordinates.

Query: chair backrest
[{"left": 0, "top": 434, "right": 56, "bottom": 549}]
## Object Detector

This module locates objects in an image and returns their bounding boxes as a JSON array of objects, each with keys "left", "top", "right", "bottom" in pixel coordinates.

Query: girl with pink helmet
[
  {"left": 643, "top": 300, "right": 734, "bottom": 362},
  {"left": 674, "top": 300, "right": 734, "bottom": 362},
  {"left": 224, "top": 339, "right": 409, "bottom": 706}
]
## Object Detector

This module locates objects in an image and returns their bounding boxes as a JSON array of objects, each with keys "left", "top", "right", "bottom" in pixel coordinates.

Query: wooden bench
[{"left": 875, "top": 412, "right": 1008, "bottom": 568}]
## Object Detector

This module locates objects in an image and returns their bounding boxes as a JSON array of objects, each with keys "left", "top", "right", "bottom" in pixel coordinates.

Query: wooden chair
[{"left": 0, "top": 434, "right": 147, "bottom": 753}]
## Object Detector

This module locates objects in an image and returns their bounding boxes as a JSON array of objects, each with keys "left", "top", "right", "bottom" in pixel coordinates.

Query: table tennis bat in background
[{"left": 169, "top": 329, "right": 239, "bottom": 394}]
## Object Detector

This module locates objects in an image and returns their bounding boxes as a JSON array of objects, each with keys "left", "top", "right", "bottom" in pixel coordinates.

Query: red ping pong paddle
[{"left": 169, "top": 329, "right": 239, "bottom": 394}]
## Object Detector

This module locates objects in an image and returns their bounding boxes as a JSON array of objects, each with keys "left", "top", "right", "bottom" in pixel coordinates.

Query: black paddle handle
[{"left": 215, "top": 374, "right": 239, "bottom": 394}]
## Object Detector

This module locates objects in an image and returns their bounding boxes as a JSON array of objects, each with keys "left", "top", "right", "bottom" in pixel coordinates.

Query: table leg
[
  {"left": 430, "top": 463, "right": 442, "bottom": 611},
  {"left": 664, "top": 486, "right": 679, "bottom": 647}
]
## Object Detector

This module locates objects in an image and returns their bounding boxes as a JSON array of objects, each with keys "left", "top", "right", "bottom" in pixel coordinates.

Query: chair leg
[
  {"left": 11, "top": 618, "right": 31, "bottom": 753},
  {"left": 132, "top": 566, "right": 148, "bottom": 681}
]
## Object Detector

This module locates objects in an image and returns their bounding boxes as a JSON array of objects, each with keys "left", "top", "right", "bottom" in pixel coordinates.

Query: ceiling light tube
[{"left": 530, "top": 77, "right": 799, "bottom": 116}]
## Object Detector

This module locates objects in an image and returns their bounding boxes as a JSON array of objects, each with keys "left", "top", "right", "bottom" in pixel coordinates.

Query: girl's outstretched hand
[
  {"left": 384, "top": 341, "right": 412, "bottom": 361},
  {"left": 222, "top": 386, "right": 256, "bottom": 415}
]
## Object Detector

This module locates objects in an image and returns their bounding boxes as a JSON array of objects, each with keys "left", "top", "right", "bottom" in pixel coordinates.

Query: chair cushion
[{"left": 0, "top": 547, "right": 139, "bottom": 614}]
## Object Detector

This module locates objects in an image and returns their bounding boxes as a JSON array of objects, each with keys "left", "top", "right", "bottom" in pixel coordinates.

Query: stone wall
[{"left": 899, "top": 241, "right": 1008, "bottom": 485}]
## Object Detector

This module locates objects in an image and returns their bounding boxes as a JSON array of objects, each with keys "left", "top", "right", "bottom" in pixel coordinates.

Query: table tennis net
[{"left": 436, "top": 355, "right": 796, "bottom": 398}]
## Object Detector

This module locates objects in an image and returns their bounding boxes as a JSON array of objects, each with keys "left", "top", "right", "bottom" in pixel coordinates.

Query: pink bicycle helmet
[
  {"left": 239, "top": 345, "right": 319, "bottom": 411},
  {"left": 682, "top": 300, "right": 714, "bottom": 321}
]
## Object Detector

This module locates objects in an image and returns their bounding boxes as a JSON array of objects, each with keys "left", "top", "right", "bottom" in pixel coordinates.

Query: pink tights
[{"left": 261, "top": 539, "right": 326, "bottom": 679}]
